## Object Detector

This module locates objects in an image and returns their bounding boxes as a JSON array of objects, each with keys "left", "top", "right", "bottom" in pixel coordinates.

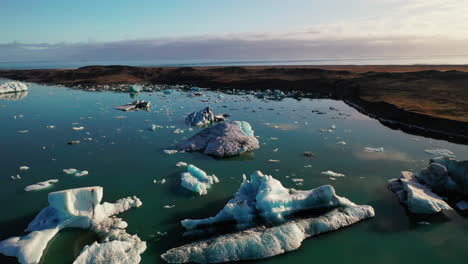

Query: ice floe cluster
[
  {"left": 176, "top": 121, "right": 260, "bottom": 157},
  {"left": 388, "top": 156, "right": 468, "bottom": 214},
  {"left": 163, "top": 171, "right": 374, "bottom": 263},
  {"left": 180, "top": 164, "right": 219, "bottom": 195},
  {"left": 0, "top": 186, "right": 145, "bottom": 264}
]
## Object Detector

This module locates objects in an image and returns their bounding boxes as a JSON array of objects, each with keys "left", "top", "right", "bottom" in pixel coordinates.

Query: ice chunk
[
  {"left": 180, "top": 164, "right": 219, "bottom": 195},
  {"left": 63, "top": 168, "right": 88, "bottom": 177},
  {"left": 19, "top": 166, "right": 30, "bottom": 171},
  {"left": 0, "top": 187, "right": 144, "bottom": 264},
  {"left": 364, "top": 147, "right": 384, "bottom": 152},
  {"left": 24, "top": 179, "right": 59, "bottom": 192},
  {"left": 424, "top": 149, "right": 455, "bottom": 158},
  {"left": 0, "top": 81, "right": 28, "bottom": 94},
  {"left": 162, "top": 205, "right": 374, "bottom": 263},
  {"left": 181, "top": 171, "right": 356, "bottom": 230},
  {"left": 186, "top": 107, "right": 215, "bottom": 126},
  {"left": 164, "top": 150, "right": 178, "bottom": 155},
  {"left": 75, "top": 170, "right": 89, "bottom": 177},
  {"left": 176, "top": 121, "right": 260, "bottom": 157},
  {"left": 73, "top": 239, "right": 146, "bottom": 264},
  {"left": 388, "top": 171, "right": 452, "bottom": 214},
  {"left": 176, "top": 162, "right": 188, "bottom": 167},
  {"left": 72, "top": 126, "right": 85, "bottom": 131},
  {"left": 321, "top": 170, "right": 345, "bottom": 177}
]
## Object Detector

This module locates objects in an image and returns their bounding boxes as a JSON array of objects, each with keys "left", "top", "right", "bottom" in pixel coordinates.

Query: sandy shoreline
[{"left": 1, "top": 65, "right": 467, "bottom": 143}]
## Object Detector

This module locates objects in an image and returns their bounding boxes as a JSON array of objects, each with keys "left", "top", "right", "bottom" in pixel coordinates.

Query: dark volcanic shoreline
[{"left": 1, "top": 65, "right": 468, "bottom": 144}]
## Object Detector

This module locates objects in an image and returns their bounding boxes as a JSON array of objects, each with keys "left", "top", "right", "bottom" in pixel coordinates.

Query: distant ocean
[{"left": 1, "top": 55, "right": 468, "bottom": 70}]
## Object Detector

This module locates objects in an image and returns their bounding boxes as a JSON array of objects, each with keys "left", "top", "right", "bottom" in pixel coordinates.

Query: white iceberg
[
  {"left": 181, "top": 164, "right": 219, "bottom": 195},
  {"left": 364, "top": 147, "right": 384, "bottom": 152},
  {"left": 186, "top": 107, "right": 215, "bottom": 126},
  {"left": 163, "top": 204, "right": 374, "bottom": 263},
  {"left": 321, "top": 170, "right": 345, "bottom": 177},
  {"left": 24, "top": 179, "right": 59, "bottom": 192},
  {"left": 176, "top": 121, "right": 259, "bottom": 157},
  {"left": 63, "top": 168, "right": 88, "bottom": 176},
  {"left": 0, "top": 81, "right": 28, "bottom": 94},
  {"left": 0, "top": 186, "right": 145, "bottom": 264},
  {"left": 181, "top": 171, "right": 358, "bottom": 230}
]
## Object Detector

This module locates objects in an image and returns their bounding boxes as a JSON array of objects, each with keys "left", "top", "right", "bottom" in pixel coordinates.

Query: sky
[{"left": 1, "top": 0, "right": 468, "bottom": 62}]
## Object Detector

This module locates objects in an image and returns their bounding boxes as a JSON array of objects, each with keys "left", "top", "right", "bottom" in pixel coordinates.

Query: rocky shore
[{"left": 1, "top": 65, "right": 467, "bottom": 143}]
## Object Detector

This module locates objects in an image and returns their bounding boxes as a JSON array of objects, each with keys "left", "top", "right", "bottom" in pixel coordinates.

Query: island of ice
[
  {"left": 0, "top": 186, "right": 145, "bottom": 264},
  {"left": 175, "top": 121, "right": 260, "bottom": 157},
  {"left": 0, "top": 81, "right": 28, "bottom": 94},
  {"left": 180, "top": 164, "right": 219, "bottom": 195},
  {"left": 181, "top": 171, "right": 368, "bottom": 230},
  {"left": 388, "top": 156, "right": 468, "bottom": 214},
  {"left": 163, "top": 171, "right": 374, "bottom": 263}
]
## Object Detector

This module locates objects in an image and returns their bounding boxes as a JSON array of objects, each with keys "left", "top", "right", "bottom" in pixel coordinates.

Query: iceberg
[
  {"left": 321, "top": 170, "right": 345, "bottom": 177},
  {"left": 364, "top": 147, "right": 384, "bottom": 152},
  {"left": 180, "top": 164, "right": 219, "bottom": 195},
  {"left": 175, "top": 121, "right": 260, "bottom": 157},
  {"left": 24, "top": 179, "right": 59, "bottom": 192},
  {"left": 181, "top": 171, "right": 360, "bottom": 230},
  {"left": 0, "top": 186, "right": 145, "bottom": 264},
  {"left": 186, "top": 107, "right": 216, "bottom": 126},
  {"left": 0, "top": 81, "right": 28, "bottom": 94},
  {"left": 164, "top": 171, "right": 374, "bottom": 263}
]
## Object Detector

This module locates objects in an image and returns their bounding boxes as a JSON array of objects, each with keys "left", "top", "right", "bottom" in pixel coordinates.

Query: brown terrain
[{"left": 1, "top": 65, "right": 467, "bottom": 143}]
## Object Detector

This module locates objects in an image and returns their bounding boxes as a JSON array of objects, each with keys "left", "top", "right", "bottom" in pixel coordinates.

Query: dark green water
[{"left": 0, "top": 83, "right": 467, "bottom": 264}]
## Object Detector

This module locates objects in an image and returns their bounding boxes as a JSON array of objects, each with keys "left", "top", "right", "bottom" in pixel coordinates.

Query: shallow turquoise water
[{"left": 0, "top": 83, "right": 467, "bottom": 264}]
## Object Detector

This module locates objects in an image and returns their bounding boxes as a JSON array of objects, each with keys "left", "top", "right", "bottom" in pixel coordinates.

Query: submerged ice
[{"left": 0, "top": 186, "right": 145, "bottom": 264}]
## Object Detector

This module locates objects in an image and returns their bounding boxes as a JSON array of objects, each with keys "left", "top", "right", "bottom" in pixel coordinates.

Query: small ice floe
[
  {"left": 148, "top": 124, "right": 161, "bottom": 132},
  {"left": 269, "top": 137, "right": 279, "bottom": 140},
  {"left": 154, "top": 179, "right": 167, "bottom": 184},
  {"left": 67, "top": 140, "right": 80, "bottom": 145},
  {"left": 329, "top": 177, "right": 337, "bottom": 181},
  {"left": 24, "top": 179, "right": 59, "bottom": 192},
  {"left": 19, "top": 166, "right": 30, "bottom": 171},
  {"left": 304, "top": 165, "right": 312, "bottom": 168},
  {"left": 273, "top": 148, "right": 279, "bottom": 152},
  {"left": 63, "top": 168, "right": 88, "bottom": 177},
  {"left": 83, "top": 137, "right": 93, "bottom": 141},
  {"left": 364, "top": 147, "right": 384, "bottom": 152},
  {"left": 173, "top": 129, "right": 184, "bottom": 134},
  {"left": 180, "top": 164, "right": 219, "bottom": 195},
  {"left": 46, "top": 125, "right": 55, "bottom": 129},
  {"left": 337, "top": 141, "right": 346, "bottom": 145},
  {"left": 268, "top": 159, "right": 280, "bottom": 163},
  {"left": 72, "top": 126, "right": 85, "bottom": 131},
  {"left": 11, "top": 175, "right": 21, "bottom": 180},
  {"left": 424, "top": 148, "right": 455, "bottom": 158},
  {"left": 321, "top": 170, "right": 345, "bottom": 177},
  {"left": 164, "top": 150, "right": 178, "bottom": 155},
  {"left": 18, "top": 130, "right": 29, "bottom": 133},
  {"left": 291, "top": 178, "right": 303, "bottom": 183},
  {"left": 176, "top": 162, "right": 188, "bottom": 167},
  {"left": 116, "top": 115, "right": 127, "bottom": 119},
  {"left": 163, "top": 205, "right": 175, "bottom": 209}
]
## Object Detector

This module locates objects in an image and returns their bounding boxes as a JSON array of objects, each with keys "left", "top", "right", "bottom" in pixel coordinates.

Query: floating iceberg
[
  {"left": 364, "top": 147, "right": 384, "bottom": 152},
  {"left": 162, "top": 205, "right": 374, "bottom": 264},
  {"left": 114, "top": 100, "right": 151, "bottom": 111},
  {"left": 175, "top": 121, "right": 260, "bottom": 157},
  {"left": 24, "top": 179, "right": 59, "bottom": 192},
  {"left": 163, "top": 171, "right": 374, "bottom": 263},
  {"left": 0, "top": 186, "right": 145, "bottom": 264},
  {"left": 0, "top": 81, "right": 28, "bottom": 94},
  {"left": 63, "top": 168, "right": 88, "bottom": 176},
  {"left": 180, "top": 164, "right": 219, "bottom": 195},
  {"left": 321, "top": 170, "right": 345, "bottom": 177},
  {"left": 181, "top": 171, "right": 362, "bottom": 230},
  {"left": 388, "top": 156, "right": 468, "bottom": 214},
  {"left": 186, "top": 107, "right": 215, "bottom": 126}
]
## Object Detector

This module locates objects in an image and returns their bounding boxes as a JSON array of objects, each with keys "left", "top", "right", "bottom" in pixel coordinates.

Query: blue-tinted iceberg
[
  {"left": 180, "top": 164, "right": 219, "bottom": 195},
  {"left": 176, "top": 121, "right": 260, "bottom": 157},
  {"left": 182, "top": 171, "right": 359, "bottom": 230},
  {"left": 163, "top": 171, "right": 374, "bottom": 263},
  {"left": 0, "top": 186, "right": 145, "bottom": 264}
]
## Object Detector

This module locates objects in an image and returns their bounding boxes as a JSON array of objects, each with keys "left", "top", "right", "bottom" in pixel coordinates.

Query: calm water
[
  {"left": 0, "top": 83, "right": 467, "bottom": 264},
  {"left": 1, "top": 55, "right": 468, "bottom": 69}
]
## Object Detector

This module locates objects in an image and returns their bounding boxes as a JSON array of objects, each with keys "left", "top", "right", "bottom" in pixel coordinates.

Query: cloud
[{"left": 1, "top": 0, "right": 467, "bottom": 62}]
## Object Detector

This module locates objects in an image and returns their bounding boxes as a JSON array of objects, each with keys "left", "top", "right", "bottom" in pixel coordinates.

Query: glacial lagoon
[{"left": 0, "top": 83, "right": 467, "bottom": 264}]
